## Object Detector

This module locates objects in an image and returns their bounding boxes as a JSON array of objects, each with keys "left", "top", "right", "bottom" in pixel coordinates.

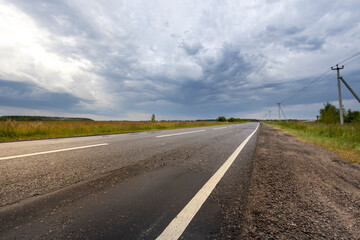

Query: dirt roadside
[{"left": 239, "top": 124, "right": 360, "bottom": 239}]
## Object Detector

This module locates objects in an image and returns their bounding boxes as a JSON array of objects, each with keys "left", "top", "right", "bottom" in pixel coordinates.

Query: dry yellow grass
[
  {"left": 267, "top": 121, "right": 360, "bottom": 164},
  {"left": 0, "top": 120, "right": 234, "bottom": 142}
]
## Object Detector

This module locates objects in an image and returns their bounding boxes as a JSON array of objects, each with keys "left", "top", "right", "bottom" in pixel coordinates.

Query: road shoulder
[{"left": 240, "top": 124, "right": 360, "bottom": 239}]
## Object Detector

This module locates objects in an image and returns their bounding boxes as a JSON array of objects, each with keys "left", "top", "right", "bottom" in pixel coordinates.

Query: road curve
[{"left": 0, "top": 122, "right": 259, "bottom": 239}]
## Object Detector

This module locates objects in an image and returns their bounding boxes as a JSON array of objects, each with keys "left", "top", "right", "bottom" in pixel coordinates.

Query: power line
[
  {"left": 279, "top": 69, "right": 332, "bottom": 104},
  {"left": 336, "top": 51, "right": 360, "bottom": 65},
  {"left": 279, "top": 51, "right": 360, "bottom": 104},
  {"left": 344, "top": 57, "right": 360, "bottom": 66}
]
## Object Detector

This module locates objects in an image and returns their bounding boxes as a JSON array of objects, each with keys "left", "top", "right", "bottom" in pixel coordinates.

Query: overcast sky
[{"left": 0, "top": 0, "right": 359, "bottom": 120}]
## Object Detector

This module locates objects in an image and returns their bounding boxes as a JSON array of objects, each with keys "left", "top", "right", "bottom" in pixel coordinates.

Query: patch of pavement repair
[{"left": 233, "top": 124, "right": 360, "bottom": 239}]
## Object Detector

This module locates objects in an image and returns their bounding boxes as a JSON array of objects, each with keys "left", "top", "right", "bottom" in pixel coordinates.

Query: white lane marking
[
  {"left": 213, "top": 126, "right": 228, "bottom": 130},
  {"left": 156, "top": 130, "right": 206, "bottom": 138},
  {"left": 0, "top": 143, "right": 109, "bottom": 161},
  {"left": 156, "top": 123, "right": 259, "bottom": 240}
]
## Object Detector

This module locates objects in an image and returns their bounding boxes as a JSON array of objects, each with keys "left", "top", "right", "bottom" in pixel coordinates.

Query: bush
[
  {"left": 228, "top": 117, "right": 242, "bottom": 122},
  {"left": 216, "top": 116, "right": 227, "bottom": 122},
  {"left": 345, "top": 109, "right": 360, "bottom": 123},
  {"left": 320, "top": 102, "right": 340, "bottom": 123}
]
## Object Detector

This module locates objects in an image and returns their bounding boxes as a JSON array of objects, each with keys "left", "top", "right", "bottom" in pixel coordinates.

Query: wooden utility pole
[
  {"left": 277, "top": 103, "right": 281, "bottom": 121},
  {"left": 280, "top": 105, "right": 287, "bottom": 122},
  {"left": 277, "top": 103, "right": 287, "bottom": 122},
  {"left": 331, "top": 64, "right": 344, "bottom": 126}
]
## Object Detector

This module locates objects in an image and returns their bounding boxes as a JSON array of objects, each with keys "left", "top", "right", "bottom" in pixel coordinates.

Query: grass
[
  {"left": 266, "top": 121, "right": 360, "bottom": 164},
  {"left": 0, "top": 120, "right": 244, "bottom": 142}
]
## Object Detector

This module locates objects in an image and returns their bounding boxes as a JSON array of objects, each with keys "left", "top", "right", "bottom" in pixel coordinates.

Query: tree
[
  {"left": 319, "top": 103, "right": 340, "bottom": 124},
  {"left": 216, "top": 116, "right": 227, "bottom": 122},
  {"left": 228, "top": 117, "right": 242, "bottom": 122},
  {"left": 319, "top": 102, "right": 360, "bottom": 124},
  {"left": 345, "top": 109, "right": 360, "bottom": 123},
  {"left": 151, "top": 114, "right": 156, "bottom": 122}
]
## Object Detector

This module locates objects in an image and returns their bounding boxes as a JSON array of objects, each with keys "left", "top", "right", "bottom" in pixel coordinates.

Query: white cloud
[
  {"left": 0, "top": 0, "right": 359, "bottom": 119},
  {"left": 0, "top": 1, "right": 113, "bottom": 111}
]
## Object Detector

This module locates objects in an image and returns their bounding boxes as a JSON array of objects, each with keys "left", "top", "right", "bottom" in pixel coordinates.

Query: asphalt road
[{"left": 0, "top": 122, "right": 259, "bottom": 239}]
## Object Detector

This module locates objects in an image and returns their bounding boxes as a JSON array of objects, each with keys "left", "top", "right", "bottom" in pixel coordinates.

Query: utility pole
[
  {"left": 279, "top": 104, "right": 287, "bottom": 122},
  {"left": 269, "top": 110, "right": 271, "bottom": 121},
  {"left": 331, "top": 64, "right": 344, "bottom": 126},
  {"left": 277, "top": 103, "right": 281, "bottom": 121}
]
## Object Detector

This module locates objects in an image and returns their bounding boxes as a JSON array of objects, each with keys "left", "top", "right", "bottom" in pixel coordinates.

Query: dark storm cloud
[
  {"left": 180, "top": 42, "right": 203, "bottom": 56},
  {"left": 266, "top": 25, "right": 304, "bottom": 36},
  {"left": 284, "top": 36, "right": 324, "bottom": 51},
  {"left": 283, "top": 26, "right": 305, "bottom": 35},
  {"left": 262, "top": 25, "right": 324, "bottom": 51},
  {"left": 1, "top": 0, "right": 359, "bottom": 119},
  {"left": 165, "top": 43, "right": 254, "bottom": 105},
  {"left": 0, "top": 79, "right": 85, "bottom": 110}
]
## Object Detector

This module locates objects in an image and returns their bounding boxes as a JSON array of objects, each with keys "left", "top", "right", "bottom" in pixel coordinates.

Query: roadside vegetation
[
  {"left": 0, "top": 120, "right": 234, "bottom": 142},
  {"left": 216, "top": 116, "right": 250, "bottom": 122},
  {"left": 267, "top": 103, "right": 360, "bottom": 163}
]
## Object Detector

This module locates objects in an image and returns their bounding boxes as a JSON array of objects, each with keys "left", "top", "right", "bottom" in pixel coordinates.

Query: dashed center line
[
  {"left": 156, "top": 130, "right": 206, "bottom": 138},
  {"left": 0, "top": 143, "right": 109, "bottom": 161},
  {"left": 156, "top": 123, "right": 259, "bottom": 240},
  {"left": 213, "top": 126, "right": 228, "bottom": 130}
]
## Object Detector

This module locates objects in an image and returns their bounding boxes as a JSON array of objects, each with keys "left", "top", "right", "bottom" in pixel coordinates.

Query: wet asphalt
[{"left": 0, "top": 122, "right": 259, "bottom": 239}]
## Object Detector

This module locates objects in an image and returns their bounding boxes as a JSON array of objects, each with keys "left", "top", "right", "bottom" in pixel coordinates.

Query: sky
[{"left": 0, "top": 0, "right": 359, "bottom": 120}]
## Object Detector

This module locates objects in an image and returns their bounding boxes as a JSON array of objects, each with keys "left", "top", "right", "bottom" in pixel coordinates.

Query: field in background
[
  {"left": 267, "top": 121, "right": 360, "bottom": 164},
  {"left": 0, "top": 120, "right": 240, "bottom": 142}
]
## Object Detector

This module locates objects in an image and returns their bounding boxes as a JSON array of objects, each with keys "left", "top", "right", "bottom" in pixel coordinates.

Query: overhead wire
[
  {"left": 336, "top": 51, "right": 360, "bottom": 65},
  {"left": 279, "top": 69, "right": 332, "bottom": 104},
  {"left": 279, "top": 51, "right": 360, "bottom": 105},
  {"left": 344, "top": 57, "right": 360, "bottom": 66}
]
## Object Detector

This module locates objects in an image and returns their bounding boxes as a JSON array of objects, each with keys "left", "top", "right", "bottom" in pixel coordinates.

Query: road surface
[{"left": 0, "top": 122, "right": 259, "bottom": 239}]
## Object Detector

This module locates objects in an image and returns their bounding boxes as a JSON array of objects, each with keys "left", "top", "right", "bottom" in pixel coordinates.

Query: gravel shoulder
[{"left": 239, "top": 124, "right": 360, "bottom": 239}]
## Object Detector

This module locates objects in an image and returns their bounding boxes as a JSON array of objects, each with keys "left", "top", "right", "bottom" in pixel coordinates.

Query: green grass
[
  {"left": 0, "top": 120, "right": 245, "bottom": 142},
  {"left": 267, "top": 121, "right": 360, "bottom": 164}
]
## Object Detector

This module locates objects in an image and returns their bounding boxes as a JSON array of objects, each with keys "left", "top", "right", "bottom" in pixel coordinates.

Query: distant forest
[{"left": 0, "top": 116, "right": 93, "bottom": 121}]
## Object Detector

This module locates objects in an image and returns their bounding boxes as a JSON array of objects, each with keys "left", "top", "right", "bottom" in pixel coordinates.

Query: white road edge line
[
  {"left": 213, "top": 126, "right": 228, "bottom": 130},
  {"left": 156, "top": 123, "right": 260, "bottom": 240},
  {"left": 0, "top": 143, "right": 109, "bottom": 161},
  {"left": 156, "top": 130, "right": 206, "bottom": 138}
]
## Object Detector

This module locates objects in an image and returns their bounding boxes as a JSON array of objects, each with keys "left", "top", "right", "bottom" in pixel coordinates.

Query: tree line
[
  {"left": 319, "top": 103, "right": 360, "bottom": 123},
  {"left": 0, "top": 116, "right": 93, "bottom": 121},
  {"left": 216, "top": 116, "right": 245, "bottom": 122}
]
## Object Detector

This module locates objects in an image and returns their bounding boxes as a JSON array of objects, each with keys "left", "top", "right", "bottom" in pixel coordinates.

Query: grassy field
[
  {"left": 0, "top": 120, "right": 241, "bottom": 142},
  {"left": 267, "top": 121, "right": 360, "bottom": 164}
]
